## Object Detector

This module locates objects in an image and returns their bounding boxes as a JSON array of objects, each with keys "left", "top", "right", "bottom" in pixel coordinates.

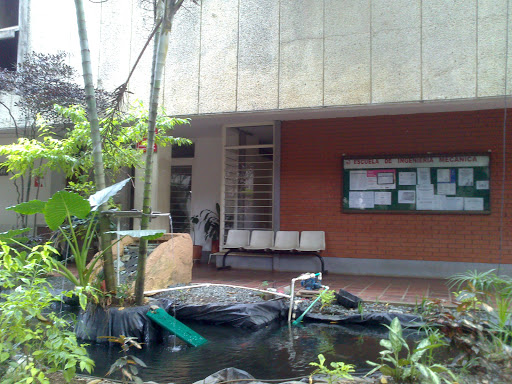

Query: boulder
[
  {"left": 88, "top": 233, "right": 193, "bottom": 291},
  {"left": 143, "top": 233, "right": 193, "bottom": 291}
]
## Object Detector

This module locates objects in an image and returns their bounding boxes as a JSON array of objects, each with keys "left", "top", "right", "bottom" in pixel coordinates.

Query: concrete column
[{"left": 134, "top": 144, "right": 172, "bottom": 231}]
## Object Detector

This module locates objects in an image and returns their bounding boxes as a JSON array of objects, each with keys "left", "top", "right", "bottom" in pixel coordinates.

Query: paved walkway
[{"left": 191, "top": 263, "right": 454, "bottom": 305}]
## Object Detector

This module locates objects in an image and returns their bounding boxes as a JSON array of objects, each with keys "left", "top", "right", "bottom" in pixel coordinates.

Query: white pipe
[
  {"left": 116, "top": 217, "right": 121, "bottom": 286},
  {"left": 288, "top": 272, "right": 321, "bottom": 323}
]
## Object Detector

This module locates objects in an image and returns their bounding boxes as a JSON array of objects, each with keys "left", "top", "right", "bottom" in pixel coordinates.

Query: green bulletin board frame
[{"left": 342, "top": 153, "right": 491, "bottom": 214}]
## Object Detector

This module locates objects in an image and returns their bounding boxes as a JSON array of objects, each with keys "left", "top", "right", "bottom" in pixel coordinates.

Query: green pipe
[{"left": 292, "top": 286, "right": 329, "bottom": 326}]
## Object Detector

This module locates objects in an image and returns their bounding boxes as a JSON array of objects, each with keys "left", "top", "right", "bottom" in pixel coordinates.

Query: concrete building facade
[{"left": 1, "top": 0, "right": 512, "bottom": 276}]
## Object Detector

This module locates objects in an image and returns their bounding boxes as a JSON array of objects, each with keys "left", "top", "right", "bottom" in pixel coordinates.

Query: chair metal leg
[
  {"left": 217, "top": 249, "right": 235, "bottom": 270},
  {"left": 313, "top": 253, "right": 327, "bottom": 275}
]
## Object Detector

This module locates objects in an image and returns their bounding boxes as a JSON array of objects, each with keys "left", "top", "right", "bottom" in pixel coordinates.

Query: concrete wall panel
[
  {"left": 28, "top": 0, "right": 84, "bottom": 74},
  {"left": 237, "top": 0, "right": 279, "bottom": 111},
  {"left": 372, "top": 0, "right": 421, "bottom": 103},
  {"left": 423, "top": 0, "right": 477, "bottom": 100},
  {"left": 478, "top": 0, "right": 507, "bottom": 97},
  {"left": 96, "top": 0, "right": 132, "bottom": 92},
  {"left": 164, "top": 2, "right": 201, "bottom": 115},
  {"left": 127, "top": 2, "right": 155, "bottom": 105},
  {"left": 198, "top": 0, "right": 238, "bottom": 113},
  {"left": 324, "top": 0, "right": 371, "bottom": 106},
  {"left": 279, "top": 0, "right": 323, "bottom": 109}
]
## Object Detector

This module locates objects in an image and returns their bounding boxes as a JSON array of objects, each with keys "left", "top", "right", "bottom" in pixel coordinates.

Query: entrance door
[{"left": 222, "top": 124, "right": 276, "bottom": 243}]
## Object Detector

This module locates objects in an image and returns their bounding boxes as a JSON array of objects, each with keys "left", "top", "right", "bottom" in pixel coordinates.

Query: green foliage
[
  {"left": 366, "top": 317, "right": 456, "bottom": 384},
  {"left": 0, "top": 102, "right": 191, "bottom": 196},
  {"left": 45, "top": 191, "right": 91, "bottom": 231},
  {"left": 448, "top": 269, "right": 499, "bottom": 293},
  {"left": 0, "top": 241, "right": 94, "bottom": 383},
  {"left": 100, "top": 335, "right": 146, "bottom": 384},
  {"left": 309, "top": 354, "right": 355, "bottom": 383},
  {"left": 7, "top": 179, "right": 132, "bottom": 288},
  {"left": 0, "top": 228, "right": 31, "bottom": 244},
  {"left": 448, "top": 270, "right": 512, "bottom": 346},
  {"left": 358, "top": 301, "right": 364, "bottom": 320},
  {"left": 319, "top": 289, "right": 337, "bottom": 312}
]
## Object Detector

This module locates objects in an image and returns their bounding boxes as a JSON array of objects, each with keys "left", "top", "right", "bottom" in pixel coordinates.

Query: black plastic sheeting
[
  {"left": 173, "top": 299, "right": 289, "bottom": 330},
  {"left": 303, "top": 311, "right": 424, "bottom": 328},
  {"left": 75, "top": 297, "right": 424, "bottom": 344},
  {"left": 75, "top": 298, "right": 173, "bottom": 343}
]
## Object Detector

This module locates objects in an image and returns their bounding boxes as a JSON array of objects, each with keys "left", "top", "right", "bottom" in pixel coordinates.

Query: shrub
[
  {"left": 309, "top": 354, "right": 355, "bottom": 383},
  {"left": 0, "top": 241, "right": 94, "bottom": 383},
  {"left": 366, "top": 317, "right": 456, "bottom": 383}
]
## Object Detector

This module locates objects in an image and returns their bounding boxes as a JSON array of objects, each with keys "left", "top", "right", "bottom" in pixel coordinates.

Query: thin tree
[
  {"left": 134, "top": 0, "right": 189, "bottom": 304},
  {"left": 73, "top": 0, "right": 116, "bottom": 291}
]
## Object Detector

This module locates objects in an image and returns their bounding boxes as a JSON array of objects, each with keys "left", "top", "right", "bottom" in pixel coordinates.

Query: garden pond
[{"left": 84, "top": 321, "right": 422, "bottom": 383}]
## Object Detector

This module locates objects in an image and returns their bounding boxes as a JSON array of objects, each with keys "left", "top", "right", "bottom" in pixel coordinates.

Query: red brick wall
[{"left": 280, "top": 109, "right": 512, "bottom": 264}]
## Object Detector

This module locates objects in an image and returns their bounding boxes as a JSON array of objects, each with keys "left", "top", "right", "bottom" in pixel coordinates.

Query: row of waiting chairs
[
  {"left": 216, "top": 230, "right": 326, "bottom": 274},
  {"left": 223, "top": 230, "right": 326, "bottom": 252}
]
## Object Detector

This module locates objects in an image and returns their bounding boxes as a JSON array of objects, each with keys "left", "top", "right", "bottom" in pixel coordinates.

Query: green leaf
[
  {"left": 129, "top": 355, "right": 147, "bottom": 368},
  {"left": 79, "top": 293, "right": 87, "bottom": 311},
  {"left": 88, "top": 178, "right": 130, "bottom": 210},
  {"left": 380, "top": 339, "right": 393, "bottom": 351},
  {"left": 106, "top": 230, "right": 165, "bottom": 240},
  {"left": 379, "top": 365, "right": 394, "bottom": 376},
  {"left": 63, "top": 367, "right": 75, "bottom": 382},
  {"left": 0, "top": 228, "right": 31, "bottom": 243},
  {"left": 7, "top": 200, "right": 46, "bottom": 215},
  {"left": 44, "top": 191, "right": 91, "bottom": 230}
]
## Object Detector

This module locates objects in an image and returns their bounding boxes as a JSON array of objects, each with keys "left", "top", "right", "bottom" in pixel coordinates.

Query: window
[
  {"left": 0, "top": 0, "right": 19, "bottom": 70},
  {"left": 223, "top": 124, "right": 275, "bottom": 242},
  {"left": 172, "top": 142, "right": 195, "bottom": 158}
]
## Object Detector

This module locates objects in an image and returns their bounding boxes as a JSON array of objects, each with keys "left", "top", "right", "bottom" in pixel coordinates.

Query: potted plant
[{"left": 191, "top": 203, "right": 220, "bottom": 254}]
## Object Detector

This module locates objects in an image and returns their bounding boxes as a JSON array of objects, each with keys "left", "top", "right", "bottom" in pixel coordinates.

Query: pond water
[{"left": 85, "top": 321, "right": 420, "bottom": 383}]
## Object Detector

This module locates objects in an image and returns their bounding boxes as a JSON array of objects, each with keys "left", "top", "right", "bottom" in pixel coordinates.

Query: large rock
[
  {"left": 88, "top": 233, "right": 193, "bottom": 292},
  {"left": 143, "top": 233, "right": 193, "bottom": 291}
]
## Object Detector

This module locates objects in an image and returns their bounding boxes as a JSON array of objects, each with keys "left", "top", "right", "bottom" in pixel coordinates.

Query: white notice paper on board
[
  {"left": 416, "top": 184, "right": 435, "bottom": 210},
  {"left": 476, "top": 180, "right": 489, "bottom": 190},
  {"left": 433, "top": 195, "right": 446, "bottom": 211},
  {"left": 458, "top": 168, "right": 474, "bottom": 186},
  {"left": 417, "top": 168, "right": 431, "bottom": 185},
  {"left": 350, "top": 171, "right": 367, "bottom": 190},
  {"left": 464, "top": 197, "right": 484, "bottom": 211},
  {"left": 399, "top": 172, "right": 417, "bottom": 186},
  {"left": 349, "top": 191, "right": 375, "bottom": 209},
  {"left": 398, "top": 190, "right": 416, "bottom": 204},
  {"left": 445, "top": 197, "right": 464, "bottom": 211},
  {"left": 375, "top": 192, "right": 392, "bottom": 205},
  {"left": 437, "top": 169, "right": 451, "bottom": 183},
  {"left": 437, "top": 183, "right": 456, "bottom": 195}
]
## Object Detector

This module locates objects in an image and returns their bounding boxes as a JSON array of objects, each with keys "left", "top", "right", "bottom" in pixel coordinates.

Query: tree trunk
[
  {"left": 135, "top": 0, "right": 182, "bottom": 305},
  {"left": 74, "top": 0, "right": 116, "bottom": 291}
]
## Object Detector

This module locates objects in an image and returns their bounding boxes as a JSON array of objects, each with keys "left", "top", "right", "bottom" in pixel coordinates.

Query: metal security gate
[{"left": 222, "top": 124, "right": 276, "bottom": 244}]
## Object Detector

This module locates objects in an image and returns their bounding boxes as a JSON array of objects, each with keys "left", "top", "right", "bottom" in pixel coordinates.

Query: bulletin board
[{"left": 342, "top": 154, "right": 490, "bottom": 214}]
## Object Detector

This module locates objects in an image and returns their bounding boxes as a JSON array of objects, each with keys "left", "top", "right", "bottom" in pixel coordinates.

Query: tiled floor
[{"left": 191, "top": 263, "right": 454, "bottom": 305}]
